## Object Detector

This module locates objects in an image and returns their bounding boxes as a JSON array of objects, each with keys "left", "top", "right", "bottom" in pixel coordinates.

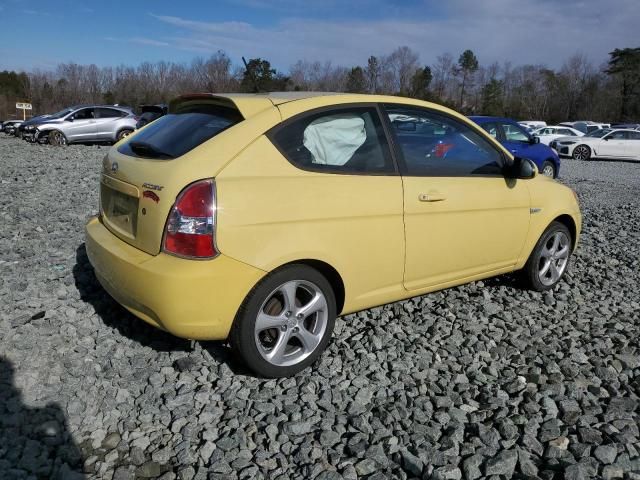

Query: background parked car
[
  {"left": 519, "top": 120, "right": 547, "bottom": 131},
  {"left": 611, "top": 122, "right": 640, "bottom": 130},
  {"left": 33, "top": 105, "right": 137, "bottom": 145},
  {"left": 2, "top": 120, "right": 23, "bottom": 135},
  {"left": 136, "top": 104, "right": 167, "bottom": 129},
  {"left": 469, "top": 116, "right": 561, "bottom": 178},
  {"left": 551, "top": 128, "right": 640, "bottom": 161},
  {"left": 533, "top": 125, "right": 584, "bottom": 146},
  {"left": 558, "top": 121, "right": 610, "bottom": 134},
  {"left": 17, "top": 114, "right": 52, "bottom": 141}
]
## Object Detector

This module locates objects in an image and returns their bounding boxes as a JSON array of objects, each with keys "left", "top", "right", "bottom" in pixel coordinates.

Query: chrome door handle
[{"left": 419, "top": 193, "right": 446, "bottom": 202}]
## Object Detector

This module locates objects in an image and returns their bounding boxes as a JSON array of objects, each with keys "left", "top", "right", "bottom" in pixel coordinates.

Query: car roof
[{"left": 174, "top": 92, "right": 492, "bottom": 124}]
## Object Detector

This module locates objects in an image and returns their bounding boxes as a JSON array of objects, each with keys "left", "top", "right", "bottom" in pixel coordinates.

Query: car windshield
[
  {"left": 49, "top": 108, "right": 74, "bottom": 119},
  {"left": 585, "top": 128, "right": 611, "bottom": 138}
]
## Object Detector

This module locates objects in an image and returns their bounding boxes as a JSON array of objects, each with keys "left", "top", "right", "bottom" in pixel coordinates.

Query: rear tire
[
  {"left": 116, "top": 129, "right": 133, "bottom": 141},
  {"left": 572, "top": 144, "right": 591, "bottom": 161},
  {"left": 521, "top": 221, "right": 572, "bottom": 291},
  {"left": 230, "top": 265, "right": 336, "bottom": 378}
]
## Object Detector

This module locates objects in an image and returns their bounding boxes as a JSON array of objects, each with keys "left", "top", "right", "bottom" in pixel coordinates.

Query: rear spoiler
[{"left": 169, "top": 93, "right": 274, "bottom": 119}]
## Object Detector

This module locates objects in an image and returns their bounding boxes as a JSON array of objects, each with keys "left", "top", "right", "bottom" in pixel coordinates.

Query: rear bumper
[{"left": 85, "top": 216, "right": 266, "bottom": 340}]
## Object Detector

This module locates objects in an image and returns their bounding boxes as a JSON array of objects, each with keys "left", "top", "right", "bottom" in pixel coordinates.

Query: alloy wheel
[
  {"left": 542, "top": 163, "right": 555, "bottom": 178},
  {"left": 538, "top": 231, "right": 570, "bottom": 286},
  {"left": 254, "top": 280, "right": 328, "bottom": 367},
  {"left": 573, "top": 145, "right": 590, "bottom": 161}
]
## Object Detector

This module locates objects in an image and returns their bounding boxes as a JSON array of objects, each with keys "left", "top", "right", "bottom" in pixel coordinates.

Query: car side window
[
  {"left": 383, "top": 105, "right": 504, "bottom": 177},
  {"left": 481, "top": 122, "right": 500, "bottom": 139},
  {"left": 629, "top": 132, "right": 640, "bottom": 140},
  {"left": 73, "top": 108, "right": 94, "bottom": 120},
  {"left": 607, "top": 131, "right": 627, "bottom": 140},
  {"left": 269, "top": 106, "right": 394, "bottom": 174},
  {"left": 501, "top": 123, "right": 529, "bottom": 142},
  {"left": 558, "top": 129, "right": 573, "bottom": 136},
  {"left": 97, "top": 108, "right": 125, "bottom": 118}
]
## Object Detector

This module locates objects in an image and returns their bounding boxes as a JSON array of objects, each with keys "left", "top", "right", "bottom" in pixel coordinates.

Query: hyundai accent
[{"left": 86, "top": 92, "right": 582, "bottom": 377}]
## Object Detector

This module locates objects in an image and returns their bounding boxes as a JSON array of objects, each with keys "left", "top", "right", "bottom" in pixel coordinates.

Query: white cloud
[
  {"left": 104, "top": 36, "right": 170, "bottom": 47},
  {"left": 151, "top": 0, "right": 639, "bottom": 69}
]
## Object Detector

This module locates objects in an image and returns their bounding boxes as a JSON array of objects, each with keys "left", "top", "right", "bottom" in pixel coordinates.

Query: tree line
[{"left": 1, "top": 47, "right": 638, "bottom": 123}]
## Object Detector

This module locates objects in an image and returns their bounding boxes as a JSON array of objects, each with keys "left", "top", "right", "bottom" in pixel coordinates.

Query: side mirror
[
  {"left": 529, "top": 136, "right": 540, "bottom": 144},
  {"left": 505, "top": 157, "right": 537, "bottom": 179},
  {"left": 67, "top": 116, "right": 74, "bottom": 122}
]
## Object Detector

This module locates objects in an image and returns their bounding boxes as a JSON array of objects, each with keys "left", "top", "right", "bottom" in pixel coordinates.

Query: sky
[{"left": 0, "top": 0, "right": 638, "bottom": 73}]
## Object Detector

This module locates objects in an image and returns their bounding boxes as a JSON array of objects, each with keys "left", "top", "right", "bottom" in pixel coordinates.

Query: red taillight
[{"left": 163, "top": 179, "right": 217, "bottom": 258}]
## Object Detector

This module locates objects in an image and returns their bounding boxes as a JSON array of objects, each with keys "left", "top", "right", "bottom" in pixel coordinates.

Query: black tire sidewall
[
  {"left": 48, "top": 130, "right": 66, "bottom": 146},
  {"left": 117, "top": 129, "right": 133, "bottom": 141},
  {"left": 542, "top": 160, "right": 556, "bottom": 178},
  {"left": 573, "top": 145, "right": 590, "bottom": 161},
  {"left": 524, "top": 221, "right": 572, "bottom": 291},
  {"left": 230, "top": 265, "right": 337, "bottom": 378}
]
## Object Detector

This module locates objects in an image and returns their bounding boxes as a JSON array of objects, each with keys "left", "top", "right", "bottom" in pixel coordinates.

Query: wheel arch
[
  {"left": 115, "top": 126, "right": 134, "bottom": 141},
  {"left": 553, "top": 214, "right": 578, "bottom": 251},
  {"left": 271, "top": 259, "right": 346, "bottom": 315}
]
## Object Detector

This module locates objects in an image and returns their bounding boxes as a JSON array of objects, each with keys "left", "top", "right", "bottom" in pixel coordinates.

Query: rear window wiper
[{"left": 129, "top": 141, "right": 174, "bottom": 159}]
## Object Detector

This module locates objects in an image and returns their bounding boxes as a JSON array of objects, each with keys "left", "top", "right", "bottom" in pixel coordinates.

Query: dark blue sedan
[{"left": 469, "top": 116, "right": 560, "bottom": 178}]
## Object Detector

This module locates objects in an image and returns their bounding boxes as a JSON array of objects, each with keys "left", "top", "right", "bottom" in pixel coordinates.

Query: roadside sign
[{"left": 16, "top": 102, "right": 33, "bottom": 120}]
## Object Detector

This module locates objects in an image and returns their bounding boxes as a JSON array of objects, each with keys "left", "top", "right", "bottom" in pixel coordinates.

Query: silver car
[{"left": 31, "top": 106, "right": 137, "bottom": 145}]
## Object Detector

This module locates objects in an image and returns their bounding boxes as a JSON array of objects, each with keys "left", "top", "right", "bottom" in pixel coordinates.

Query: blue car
[{"left": 469, "top": 116, "right": 560, "bottom": 178}]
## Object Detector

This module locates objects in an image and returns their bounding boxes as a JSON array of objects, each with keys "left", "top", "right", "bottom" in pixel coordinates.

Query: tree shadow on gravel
[
  {"left": 0, "top": 357, "right": 85, "bottom": 479},
  {"left": 72, "top": 244, "right": 251, "bottom": 375}
]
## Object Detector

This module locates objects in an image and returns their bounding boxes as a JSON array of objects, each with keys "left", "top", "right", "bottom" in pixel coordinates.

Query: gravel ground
[{"left": 1, "top": 135, "right": 639, "bottom": 480}]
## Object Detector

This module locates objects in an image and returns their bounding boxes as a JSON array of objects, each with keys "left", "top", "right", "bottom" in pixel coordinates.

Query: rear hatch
[{"left": 99, "top": 94, "right": 277, "bottom": 255}]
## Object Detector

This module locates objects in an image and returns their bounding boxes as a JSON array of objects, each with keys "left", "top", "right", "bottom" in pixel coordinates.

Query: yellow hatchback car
[{"left": 86, "top": 92, "right": 581, "bottom": 377}]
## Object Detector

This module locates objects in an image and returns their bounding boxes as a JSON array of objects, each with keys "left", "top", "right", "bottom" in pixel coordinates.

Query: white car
[
  {"left": 534, "top": 126, "right": 584, "bottom": 146},
  {"left": 519, "top": 120, "right": 547, "bottom": 130},
  {"left": 550, "top": 128, "right": 640, "bottom": 161},
  {"left": 558, "top": 121, "right": 610, "bottom": 135}
]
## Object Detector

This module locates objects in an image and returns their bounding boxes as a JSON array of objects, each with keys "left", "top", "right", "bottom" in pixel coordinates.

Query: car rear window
[{"left": 118, "top": 103, "right": 243, "bottom": 159}]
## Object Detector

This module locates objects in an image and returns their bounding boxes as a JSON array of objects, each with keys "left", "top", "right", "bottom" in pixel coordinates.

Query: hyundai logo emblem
[{"left": 111, "top": 161, "right": 118, "bottom": 173}]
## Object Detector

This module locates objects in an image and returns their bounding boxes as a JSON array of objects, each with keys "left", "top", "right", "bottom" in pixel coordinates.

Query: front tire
[
  {"left": 48, "top": 130, "right": 67, "bottom": 146},
  {"left": 230, "top": 265, "right": 337, "bottom": 378},
  {"left": 541, "top": 161, "right": 556, "bottom": 178},
  {"left": 522, "top": 221, "right": 572, "bottom": 291},
  {"left": 572, "top": 144, "right": 591, "bottom": 161}
]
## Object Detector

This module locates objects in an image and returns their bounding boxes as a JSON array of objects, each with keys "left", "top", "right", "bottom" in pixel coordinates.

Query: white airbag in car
[{"left": 303, "top": 114, "right": 366, "bottom": 166}]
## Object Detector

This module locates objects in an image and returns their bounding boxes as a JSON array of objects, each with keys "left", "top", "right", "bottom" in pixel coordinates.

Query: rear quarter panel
[{"left": 215, "top": 135, "right": 406, "bottom": 314}]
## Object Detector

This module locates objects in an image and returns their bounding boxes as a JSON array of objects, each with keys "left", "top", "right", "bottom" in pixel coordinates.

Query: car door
[
  {"left": 65, "top": 108, "right": 96, "bottom": 141},
  {"left": 627, "top": 131, "right": 640, "bottom": 160},
  {"left": 598, "top": 130, "right": 629, "bottom": 158},
  {"left": 228, "top": 102, "right": 406, "bottom": 312},
  {"left": 95, "top": 108, "right": 125, "bottom": 139},
  {"left": 383, "top": 105, "right": 531, "bottom": 290}
]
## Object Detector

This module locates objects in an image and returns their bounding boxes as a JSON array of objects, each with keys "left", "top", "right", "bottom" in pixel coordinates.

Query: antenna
[{"left": 242, "top": 56, "right": 261, "bottom": 93}]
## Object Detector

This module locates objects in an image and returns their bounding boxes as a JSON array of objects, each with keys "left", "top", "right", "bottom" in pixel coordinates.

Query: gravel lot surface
[{"left": 1, "top": 135, "right": 639, "bottom": 480}]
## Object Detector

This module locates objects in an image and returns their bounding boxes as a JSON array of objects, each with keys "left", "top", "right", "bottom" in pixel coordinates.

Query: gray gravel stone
[
  {"left": 1, "top": 138, "right": 640, "bottom": 480},
  {"left": 593, "top": 445, "right": 617, "bottom": 465},
  {"left": 484, "top": 450, "right": 518, "bottom": 476}
]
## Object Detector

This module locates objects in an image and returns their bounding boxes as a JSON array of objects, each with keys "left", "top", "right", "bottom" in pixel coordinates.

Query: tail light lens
[{"left": 163, "top": 179, "right": 217, "bottom": 258}]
